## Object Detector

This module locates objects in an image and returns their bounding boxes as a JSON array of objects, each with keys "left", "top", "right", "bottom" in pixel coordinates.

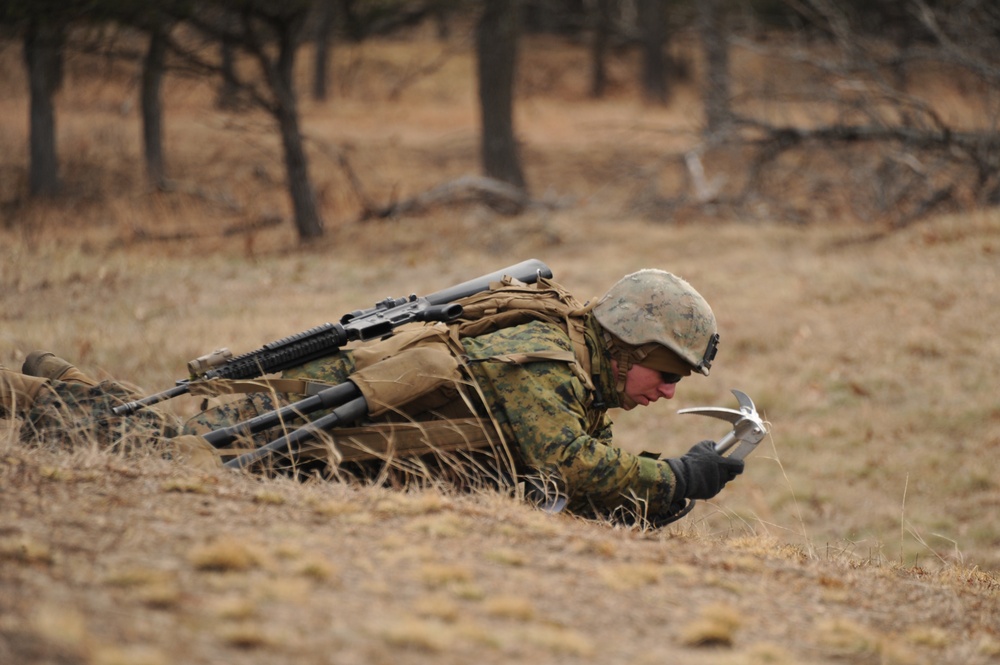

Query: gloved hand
[{"left": 667, "top": 440, "right": 745, "bottom": 501}]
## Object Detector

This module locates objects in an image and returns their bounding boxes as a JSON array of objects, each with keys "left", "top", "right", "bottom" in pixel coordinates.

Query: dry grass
[{"left": 2, "top": 30, "right": 1000, "bottom": 665}]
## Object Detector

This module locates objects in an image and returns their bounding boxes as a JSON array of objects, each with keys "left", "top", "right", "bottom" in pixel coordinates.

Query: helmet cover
[{"left": 593, "top": 269, "right": 719, "bottom": 375}]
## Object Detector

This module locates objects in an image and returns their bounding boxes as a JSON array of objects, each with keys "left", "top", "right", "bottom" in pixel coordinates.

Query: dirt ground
[{"left": 2, "top": 29, "right": 1000, "bottom": 665}]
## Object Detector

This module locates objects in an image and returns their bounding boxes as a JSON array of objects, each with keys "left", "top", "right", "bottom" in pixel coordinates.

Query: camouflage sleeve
[{"left": 463, "top": 324, "right": 681, "bottom": 520}]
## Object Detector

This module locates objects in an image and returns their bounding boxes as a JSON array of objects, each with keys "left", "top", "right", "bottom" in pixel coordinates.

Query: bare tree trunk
[
  {"left": 589, "top": 0, "right": 611, "bottom": 98},
  {"left": 637, "top": 0, "right": 669, "bottom": 104},
  {"left": 254, "top": 15, "right": 324, "bottom": 241},
  {"left": 699, "top": 0, "right": 731, "bottom": 135},
  {"left": 24, "top": 19, "right": 64, "bottom": 198},
  {"left": 141, "top": 22, "right": 169, "bottom": 188},
  {"left": 476, "top": 0, "right": 526, "bottom": 191},
  {"left": 216, "top": 10, "right": 241, "bottom": 111},
  {"left": 216, "top": 39, "right": 240, "bottom": 109},
  {"left": 312, "top": 0, "right": 337, "bottom": 101}
]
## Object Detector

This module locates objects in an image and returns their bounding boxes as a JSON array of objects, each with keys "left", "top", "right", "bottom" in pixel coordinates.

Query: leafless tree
[
  {"left": 173, "top": 1, "right": 325, "bottom": 241},
  {"left": 312, "top": 0, "right": 338, "bottom": 101},
  {"left": 476, "top": 0, "right": 526, "bottom": 192},
  {"left": 637, "top": 0, "right": 670, "bottom": 103},
  {"left": 642, "top": 0, "right": 1000, "bottom": 228},
  {"left": 140, "top": 16, "right": 171, "bottom": 188},
  {"left": 23, "top": 18, "right": 65, "bottom": 197},
  {"left": 699, "top": 0, "right": 731, "bottom": 136}
]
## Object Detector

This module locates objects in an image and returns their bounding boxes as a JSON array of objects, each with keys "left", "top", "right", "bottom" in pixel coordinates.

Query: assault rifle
[{"left": 113, "top": 259, "right": 553, "bottom": 417}]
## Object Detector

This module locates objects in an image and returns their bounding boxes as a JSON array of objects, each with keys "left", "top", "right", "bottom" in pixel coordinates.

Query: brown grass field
[{"left": 2, "top": 28, "right": 1000, "bottom": 665}]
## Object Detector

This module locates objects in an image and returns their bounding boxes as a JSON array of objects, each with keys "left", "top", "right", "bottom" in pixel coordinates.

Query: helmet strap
[{"left": 604, "top": 332, "right": 638, "bottom": 410}]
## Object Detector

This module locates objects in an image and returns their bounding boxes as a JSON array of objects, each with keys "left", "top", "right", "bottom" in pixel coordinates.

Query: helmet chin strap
[{"left": 605, "top": 333, "right": 638, "bottom": 410}]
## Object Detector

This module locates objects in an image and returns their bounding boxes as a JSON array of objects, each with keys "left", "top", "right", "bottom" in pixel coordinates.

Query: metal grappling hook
[
  {"left": 678, "top": 389, "right": 768, "bottom": 460},
  {"left": 653, "top": 389, "right": 769, "bottom": 526}
]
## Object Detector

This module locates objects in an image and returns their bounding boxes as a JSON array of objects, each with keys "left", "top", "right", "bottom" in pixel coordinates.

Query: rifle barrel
[{"left": 424, "top": 259, "right": 552, "bottom": 305}]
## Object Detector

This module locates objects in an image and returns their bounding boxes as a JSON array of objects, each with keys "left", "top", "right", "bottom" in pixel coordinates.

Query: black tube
[
  {"left": 224, "top": 396, "right": 369, "bottom": 470},
  {"left": 203, "top": 381, "right": 361, "bottom": 449}
]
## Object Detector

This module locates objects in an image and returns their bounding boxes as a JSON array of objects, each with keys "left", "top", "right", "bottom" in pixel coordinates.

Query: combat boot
[
  {"left": 22, "top": 351, "right": 99, "bottom": 387},
  {"left": 1, "top": 368, "right": 52, "bottom": 418}
]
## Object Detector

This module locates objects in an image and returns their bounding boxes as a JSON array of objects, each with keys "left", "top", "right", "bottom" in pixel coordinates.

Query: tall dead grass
[{"left": 2, "top": 28, "right": 1000, "bottom": 579}]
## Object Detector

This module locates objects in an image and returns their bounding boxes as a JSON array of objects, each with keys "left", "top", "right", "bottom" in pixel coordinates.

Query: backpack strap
[
  {"left": 187, "top": 377, "right": 334, "bottom": 398},
  {"left": 447, "top": 275, "right": 597, "bottom": 391}
]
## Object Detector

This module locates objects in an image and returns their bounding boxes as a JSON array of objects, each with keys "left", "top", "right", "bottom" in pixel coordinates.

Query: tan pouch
[{"left": 349, "top": 345, "right": 462, "bottom": 417}]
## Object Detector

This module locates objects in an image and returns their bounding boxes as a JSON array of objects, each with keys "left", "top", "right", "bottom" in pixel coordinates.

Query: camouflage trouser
[
  {"left": 181, "top": 392, "right": 286, "bottom": 445},
  {"left": 21, "top": 379, "right": 180, "bottom": 454}
]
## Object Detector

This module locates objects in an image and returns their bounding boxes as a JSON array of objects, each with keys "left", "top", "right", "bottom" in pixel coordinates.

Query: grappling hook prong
[{"left": 677, "top": 389, "right": 767, "bottom": 461}]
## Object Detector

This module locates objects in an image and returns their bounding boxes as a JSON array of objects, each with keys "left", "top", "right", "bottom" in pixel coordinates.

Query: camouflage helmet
[{"left": 593, "top": 269, "right": 719, "bottom": 375}]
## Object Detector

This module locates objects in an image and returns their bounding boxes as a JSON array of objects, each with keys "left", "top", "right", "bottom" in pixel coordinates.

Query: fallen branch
[
  {"left": 223, "top": 214, "right": 284, "bottom": 236},
  {"left": 358, "top": 175, "right": 532, "bottom": 220}
]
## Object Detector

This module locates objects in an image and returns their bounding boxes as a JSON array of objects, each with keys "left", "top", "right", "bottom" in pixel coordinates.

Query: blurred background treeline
[{"left": 2, "top": 0, "right": 999, "bottom": 243}]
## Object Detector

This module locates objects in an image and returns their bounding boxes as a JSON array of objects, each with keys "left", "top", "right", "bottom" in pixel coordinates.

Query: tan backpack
[{"left": 193, "top": 274, "right": 598, "bottom": 474}]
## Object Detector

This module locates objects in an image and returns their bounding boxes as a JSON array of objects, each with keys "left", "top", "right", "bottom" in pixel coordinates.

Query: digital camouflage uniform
[
  {"left": 10, "top": 271, "right": 724, "bottom": 525},
  {"left": 181, "top": 314, "right": 683, "bottom": 523},
  {"left": 19, "top": 379, "right": 178, "bottom": 453},
  {"left": 458, "top": 318, "right": 680, "bottom": 521}
]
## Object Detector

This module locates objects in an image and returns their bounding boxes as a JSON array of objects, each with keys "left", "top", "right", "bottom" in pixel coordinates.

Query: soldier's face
[{"left": 618, "top": 363, "right": 677, "bottom": 410}]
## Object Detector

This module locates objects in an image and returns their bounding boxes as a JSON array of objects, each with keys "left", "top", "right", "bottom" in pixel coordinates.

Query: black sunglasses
[{"left": 659, "top": 372, "right": 683, "bottom": 384}]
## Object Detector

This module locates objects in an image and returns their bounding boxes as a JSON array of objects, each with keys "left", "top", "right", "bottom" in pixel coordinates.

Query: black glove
[{"left": 667, "top": 440, "right": 745, "bottom": 501}]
